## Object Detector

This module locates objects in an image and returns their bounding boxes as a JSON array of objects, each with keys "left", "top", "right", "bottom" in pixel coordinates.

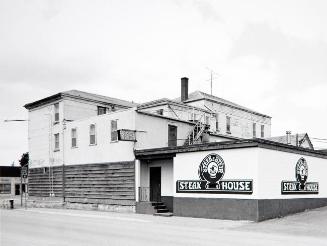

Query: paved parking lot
[{"left": 1, "top": 206, "right": 327, "bottom": 246}]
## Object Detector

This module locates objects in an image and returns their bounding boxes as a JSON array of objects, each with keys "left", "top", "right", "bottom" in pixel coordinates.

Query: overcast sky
[{"left": 0, "top": 0, "right": 326, "bottom": 165}]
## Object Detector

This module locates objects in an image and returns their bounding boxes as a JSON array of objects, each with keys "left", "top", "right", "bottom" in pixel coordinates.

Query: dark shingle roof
[{"left": 24, "top": 90, "right": 137, "bottom": 109}]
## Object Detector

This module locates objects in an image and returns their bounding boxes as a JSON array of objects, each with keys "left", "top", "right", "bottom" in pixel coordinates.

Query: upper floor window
[
  {"left": 253, "top": 123, "right": 256, "bottom": 138},
  {"left": 156, "top": 109, "right": 164, "bottom": 115},
  {"left": 215, "top": 114, "right": 219, "bottom": 132},
  {"left": 54, "top": 103, "right": 59, "bottom": 122},
  {"left": 97, "top": 106, "right": 107, "bottom": 115},
  {"left": 54, "top": 133, "right": 59, "bottom": 151},
  {"left": 71, "top": 128, "right": 77, "bottom": 148},
  {"left": 261, "top": 125, "right": 265, "bottom": 138},
  {"left": 111, "top": 120, "right": 118, "bottom": 142},
  {"left": 90, "top": 124, "right": 96, "bottom": 145},
  {"left": 226, "top": 116, "right": 231, "bottom": 134}
]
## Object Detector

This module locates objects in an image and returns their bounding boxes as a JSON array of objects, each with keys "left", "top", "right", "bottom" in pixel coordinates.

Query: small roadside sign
[{"left": 21, "top": 166, "right": 28, "bottom": 178}]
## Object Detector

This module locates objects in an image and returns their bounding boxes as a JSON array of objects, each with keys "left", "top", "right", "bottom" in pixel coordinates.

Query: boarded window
[
  {"left": 97, "top": 106, "right": 107, "bottom": 115},
  {"left": 111, "top": 120, "right": 118, "bottom": 141},
  {"left": 54, "top": 103, "right": 59, "bottom": 122},
  {"left": 168, "top": 125, "right": 177, "bottom": 147},
  {"left": 71, "top": 128, "right": 77, "bottom": 147},
  {"left": 261, "top": 125, "right": 265, "bottom": 138},
  {"left": 226, "top": 116, "right": 231, "bottom": 133},
  {"left": 253, "top": 123, "right": 256, "bottom": 138},
  {"left": 90, "top": 124, "right": 96, "bottom": 145},
  {"left": 54, "top": 133, "right": 59, "bottom": 150}
]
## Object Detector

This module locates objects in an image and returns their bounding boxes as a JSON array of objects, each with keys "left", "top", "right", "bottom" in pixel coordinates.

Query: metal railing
[{"left": 138, "top": 187, "right": 150, "bottom": 202}]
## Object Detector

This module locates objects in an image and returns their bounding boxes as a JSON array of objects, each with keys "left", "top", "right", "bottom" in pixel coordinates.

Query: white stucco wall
[
  {"left": 64, "top": 109, "right": 136, "bottom": 165},
  {"left": 173, "top": 146, "right": 327, "bottom": 200},
  {"left": 186, "top": 100, "right": 272, "bottom": 139},
  {"left": 257, "top": 148, "right": 327, "bottom": 199},
  {"left": 139, "top": 159, "right": 174, "bottom": 197},
  {"left": 135, "top": 113, "right": 194, "bottom": 149},
  {"left": 173, "top": 148, "right": 259, "bottom": 199},
  {"left": 28, "top": 101, "right": 64, "bottom": 168}
]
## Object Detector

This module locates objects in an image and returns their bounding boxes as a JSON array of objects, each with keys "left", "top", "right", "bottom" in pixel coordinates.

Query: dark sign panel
[
  {"left": 281, "top": 157, "right": 319, "bottom": 195},
  {"left": 117, "top": 129, "right": 136, "bottom": 142},
  {"left": 176, "top": 153, "right": 253, "bottom": 194},
  {"left": 21, "top": 166, "right": 28, "bottom": 178},
  {"left": 177, "top": 180, "right": 253, "bottom": 194}
]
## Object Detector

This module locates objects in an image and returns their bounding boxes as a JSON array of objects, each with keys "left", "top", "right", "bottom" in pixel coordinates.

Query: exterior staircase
[
  {"left": 185, "top": 121, "right": 210, "bottom": 145},
  {"left": 152, "top": 202, "right": 173, "bottom": 217}
]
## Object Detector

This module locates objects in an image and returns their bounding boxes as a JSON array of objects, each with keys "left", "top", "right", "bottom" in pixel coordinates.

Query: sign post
[{"left": 21, "top": 165, "right": 28, "bottom": 209}]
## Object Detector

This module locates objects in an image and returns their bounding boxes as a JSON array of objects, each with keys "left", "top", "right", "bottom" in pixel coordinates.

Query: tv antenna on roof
[{"left": 206, "top": 67, "right": 221, "bottom": 96}]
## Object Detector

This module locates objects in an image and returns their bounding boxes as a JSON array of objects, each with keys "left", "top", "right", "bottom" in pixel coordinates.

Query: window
[
  {"left": 261, "top": 125, "right": 265, "bottom": 138},
  {"left": 205, "top": 116, "right": 210, "bottom": 125},
  {"left": 253, "top": 123, "right": 256, "bottom": 138},
  {"left": 215, "top": 114, "right": 219, "bottom": 132},
  {"left": 54, "top": 103, "right": 59, "bottom": 122},
  {"left": 111, "top": 120, "right": 118, "bottom": 142},
  {"left": 226, "top": 116, "right": 231, "bottom": 133},
  {"left": 190, "top": 113, "right": 198, "bottom": 121},
  {"left": 156, "top": 109, "right": 164, "bottom": 115},
  {"left": 71, "top": 128, "right": 77, "bottom": 148},
  {"left": 89, "top": 124, "right": 96, "bottom": 145},
  {"left": 168, "top": 125, "right": 177, "bottom": 147},
  {"left": 97, "top": 106, "right": 107, "bottom": 115},
  {"left": 54, "top": 133, "right": 59, "bottom": 150}
]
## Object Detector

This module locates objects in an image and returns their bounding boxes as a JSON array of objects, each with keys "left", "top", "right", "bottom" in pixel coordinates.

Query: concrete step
[
  {"left": 153, "top": 212, "right": 173, "bottom": 217},
  {"left": 154, "top": 205, "right": 167, "bottom": 209},
  {"left": 156, "top": 208, "right": 169, "bottom": 213},
  {"left": 151, "top": 202, "right": 164, "bottom": 206}
]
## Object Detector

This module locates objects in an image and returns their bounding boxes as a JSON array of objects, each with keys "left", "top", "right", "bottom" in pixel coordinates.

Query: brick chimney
[{"left": 181, "top": 77, "right": 189, "bottom": 102}]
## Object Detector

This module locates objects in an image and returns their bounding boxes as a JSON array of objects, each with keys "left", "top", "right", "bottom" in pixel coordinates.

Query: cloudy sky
[{"left": 0, "top": 0, "right": 326, "bottom": 165}]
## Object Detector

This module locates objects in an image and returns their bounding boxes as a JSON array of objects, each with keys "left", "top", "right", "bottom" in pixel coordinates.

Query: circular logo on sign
[
  {"left": 198, "top": 153, "right": 225, "bottom": 186},
  {"left": 295, "top": 157, "right": 308, "bottom": 189}
]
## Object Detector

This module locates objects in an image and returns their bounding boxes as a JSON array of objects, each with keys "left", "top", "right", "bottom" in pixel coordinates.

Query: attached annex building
[{"left": 24, "top": 78, "right": 327, "bottom": 221}]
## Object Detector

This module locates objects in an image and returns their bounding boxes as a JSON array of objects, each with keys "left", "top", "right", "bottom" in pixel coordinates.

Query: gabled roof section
[
  {"left": 137, "top": 97, "right": 211, "bottom": 113},
  {"left": 265, "top": 133, "right": 314, "bottom": 150},
  {"left": 176, "top": 90, "right": 271, "bottom": 118},
  {"left": 24, "top": 90, "right": 137, "bottom": 110}
]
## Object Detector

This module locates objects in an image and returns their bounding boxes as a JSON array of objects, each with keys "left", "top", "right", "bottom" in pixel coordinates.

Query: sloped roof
[
  {"left": 176, "top": 91, "right": 271, "bottom": 118},
  {"left": 24, "top": 89, "right": 137, "bottom": 109},
  {"left": 265, "top": 133, "right": 314, "bottom": 150},
  {"left": 137, "top": 97, "right": 211, "bottom": 113}
]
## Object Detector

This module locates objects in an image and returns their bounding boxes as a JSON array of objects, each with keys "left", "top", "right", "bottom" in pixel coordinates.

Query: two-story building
[{"left": 24, "top": 77, "right": 327, "bottom": 221}]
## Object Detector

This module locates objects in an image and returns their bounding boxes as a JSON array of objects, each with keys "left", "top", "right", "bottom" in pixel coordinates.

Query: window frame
[
  {"left": 253, "top": 123, "right": 257, "bottom": 138},
  {"left": 54, "top": 133, "right": 60, "bottom": 151},
  {"left": 226, "top": 116, "right": 231, "bottom": 134},
  {"left": 97, "top": 106, "right": 107, "bottom": 115},
  {"left": 54, "top": 103, "right": 59, "bottom": 123},
  {"left": 89, "top": 124, "right": 97, "bottom": 145},
  {"left": 71, "top": 128, "right": 77, "bottom": 148},
  {"left": 261, "top": 125, "right": 265, "bottom": 138},
  {"left": 111, "top": 120, "right": 118, "bottom": 142}
]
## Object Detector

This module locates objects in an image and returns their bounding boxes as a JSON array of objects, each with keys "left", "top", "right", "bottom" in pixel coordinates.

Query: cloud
[{"left": 229, "top": 22, "right": 327, "bottom": 89}]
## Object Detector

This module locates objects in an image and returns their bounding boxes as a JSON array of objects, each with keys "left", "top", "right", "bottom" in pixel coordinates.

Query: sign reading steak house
[
  {"left": 281, "top": 157, "right": 319, "bottom": 195},
  {"left": 176, "top": 153, "right": 253, "bottom": 194}
]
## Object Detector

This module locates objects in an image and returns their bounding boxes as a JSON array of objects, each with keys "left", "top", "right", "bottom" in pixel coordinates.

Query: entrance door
[
  {"left": 150, "top": 167, "right": 161, "bottom": 202},
  {"left": 168, "top": 125, "right": 177, "bottom": 147}
]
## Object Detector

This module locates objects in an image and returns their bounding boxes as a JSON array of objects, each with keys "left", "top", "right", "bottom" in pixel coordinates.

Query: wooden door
[{"left": 150, "top": 167, "right": 161, "bottom": 202}]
